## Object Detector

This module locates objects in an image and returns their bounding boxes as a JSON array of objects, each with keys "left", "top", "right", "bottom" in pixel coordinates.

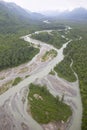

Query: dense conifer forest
[
  {"left": 54, "top": 25, "right": 87, "bottom": 130},
  {"left": 0, "top": 35, "right": 39, "bottom": 70}
]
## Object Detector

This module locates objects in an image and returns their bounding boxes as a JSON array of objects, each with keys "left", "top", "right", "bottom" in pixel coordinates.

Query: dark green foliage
[
  {"left": 0, "top": 35, "right": 39, "bottom": 70},
  {"left": 42, "top": 49, "right": 57, "bottom": 61},
  {"left": 28, "top": 83, "right": 72, "bottom": 124},
  {"left": 54, "top": 56, "right": 76, "bottom": 82},
  {"left": 64, "top": 39, "right": 87, "bottom": 130},
  {"left": 31, "top": 31, "right": 67, "bottom": 49},
  {"left": 49, "top": 70, "right": 55, "bottom": 75},
  {"left": 39, "top": 22, "right": 66, "bottom": 30},
  {"left": 55, "top": 27, "right": 87, "bottom": 130},
  {"left": 12, "top": 77, "right": 22, "bottom": 86}
]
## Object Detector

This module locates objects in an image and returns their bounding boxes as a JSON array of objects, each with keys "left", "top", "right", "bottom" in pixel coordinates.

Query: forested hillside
[{"left": 28, "top": 83, "right": 72, "bottom": 124}]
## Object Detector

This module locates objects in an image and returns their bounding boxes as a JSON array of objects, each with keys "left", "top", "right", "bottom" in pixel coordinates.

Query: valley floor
[{"left": 0, "top": 28, "right": 82, "bottom": 130}]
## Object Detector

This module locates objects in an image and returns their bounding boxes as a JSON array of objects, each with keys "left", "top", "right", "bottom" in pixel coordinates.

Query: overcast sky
[{"left": 4, "top": 0, "right": 87, "bottom": 12}]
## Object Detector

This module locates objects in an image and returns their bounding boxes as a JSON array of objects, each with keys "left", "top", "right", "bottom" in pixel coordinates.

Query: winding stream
[
  {"left": 66, "top": 59, "right": 82, "bottom": 130},
  {"left": 0, "top": 29, "right": 82, "bottom": 130}
]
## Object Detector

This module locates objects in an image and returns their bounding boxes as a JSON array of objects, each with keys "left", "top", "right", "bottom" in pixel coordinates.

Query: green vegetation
[
  {"left": 54, "top": 57, "right": 76, "bottom": 82},
  {"left": 0, "top": 76, "right": 5, "bottom": 80},
  {"left": 25, "top": 75, "right": 30, "bottom": 78},
  {"left": 49, "top": 70, "right": 55, "bottom": 75},
  {"left": 12, "top": 77, "right": 22, "bottom": 86},
  {"left": 0, "top": 2, "right": 41, "bottom": 71},
  {"left": 39, "top": 22, "right": 66, "bottom": 30},
  {"left": 42, "top": 49, "right": 57, "bottom": 61},
  {"left": 0, "top": 3, "right": 67, "bottom": 71},
  {"left": 0, "top": 80, "right": 13, "bottom": 95},
  {"left": 0, "top": 35, "right": 39, "bottom": 70},
  {"left": 31, "top": 31, "right": 67, "bottom": 49},
  {"left": 64, "top": 39, "right": 87, "bottom": 130},
  {"left": 28, "top": 83, "right": 72, "bottom": 124},
  {"left": 54, "top": 26, "right": 87, "bottom": 130}
]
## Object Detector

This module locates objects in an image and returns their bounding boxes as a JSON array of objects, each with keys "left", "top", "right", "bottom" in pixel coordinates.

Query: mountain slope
[
  {"left": 61, "top": 8, "right": 87, "bottom": 20},
  {"left": 26, "top": 10, "right": 44, "bottom": 20},
  {"left": 0, "top": 1, "right": 44, "bottom": 34},
  {"left": 0, "top": 1, "right": 31, "bottom": 23},
  {"left": 43, "top": 8, "right": 87, "bottom": 21}
]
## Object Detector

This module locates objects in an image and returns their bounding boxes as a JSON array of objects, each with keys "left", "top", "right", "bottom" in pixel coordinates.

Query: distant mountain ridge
[
  {"left": 26, "top": 9, "right": 44, "bottom": 20},
  {"left": 0, "top": 1, "right": 44, "bottom": 21},
  {"left": 0, "top": 1, "right": 30, "bottom": 21},
  {"left": 0, "top": 1, "right": 87, "bottom": 34},
  {"left": 61, "top": 8, "right": 87, "bottom": 20},
  {"left": 0, "top": 1, "right": 44, "bottom": 33},
  {"left": 42, "top": 7, "right": 87, "bottom": 21}
]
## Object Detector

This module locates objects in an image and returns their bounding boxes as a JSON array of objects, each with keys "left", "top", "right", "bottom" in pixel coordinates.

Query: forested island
[
  {"left": 28, "top": 83, "right": 72, "bottom": 124},
  {"left": 31, "top": 31, "right": 67, "bottom": 49}
]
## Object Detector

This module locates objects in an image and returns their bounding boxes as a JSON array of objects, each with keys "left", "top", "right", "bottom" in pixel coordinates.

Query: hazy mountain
[
  {"left": 0, "top": 1, "right": 30, "bottom": 23},
  {"left": 41, "top": 10, "right": 60, "bottom": 17},
  {"left": 26, "top": 10, "right": 44, "bottom": 20},
  {"left": 60, "top": 8, "right": 87, "bottom": 20},
  {"left": 1, "top": 0, "right": 87, "bottom": 34},
  {"left": 42, "top": 8, "right": 87, "bottom": 21},
  {"left": 0, "top": 1, "right": 44, "bottom": 33}
]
